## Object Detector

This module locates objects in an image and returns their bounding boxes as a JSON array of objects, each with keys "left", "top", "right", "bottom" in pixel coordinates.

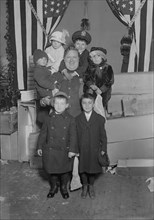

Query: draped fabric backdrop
[
  {"left": 106, "top": 0, "right": 154, "bottom": 73},
  {"left": 6, "top": 0, "right": 70, "bottom": 90}
]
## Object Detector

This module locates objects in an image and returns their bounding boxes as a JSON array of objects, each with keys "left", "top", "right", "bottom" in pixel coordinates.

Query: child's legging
[{"left": 80, "top": 172, "right": 96, "bottom": 185}]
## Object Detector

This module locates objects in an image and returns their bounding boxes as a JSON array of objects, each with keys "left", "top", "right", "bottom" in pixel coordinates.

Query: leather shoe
[
  {"left": 89, "top": 185, "right": 95, "bottom": 199},
  {"left": 47, "top": 185, "right": 58, "bottom": 198},
  {"left": 60, "top": 186, "right": 69, "bottom": 199},
  {"left": 81, "top": 185, "right": 88, "bottom": 199}
]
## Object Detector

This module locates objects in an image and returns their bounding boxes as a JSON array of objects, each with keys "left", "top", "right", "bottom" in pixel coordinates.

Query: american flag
[
  {"left": 6, "top": 0, "right": 70, "bottom": 90},
  {"left": 106, "top": 0, "right": 154, "bottom": 72},
  {"left": 115, "top": 0, "right": 135, "bottom": 15}
]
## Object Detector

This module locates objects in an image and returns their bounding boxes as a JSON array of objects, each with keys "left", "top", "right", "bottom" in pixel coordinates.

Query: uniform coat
[
  {"left": 59, "top": 75, "right": 82, "bottom": 117},
  {"left": 76, "top": 111, "right": 107, "bottom": 174},
  {"left": 37, "top": 110, "right": 78, "bottom": 174}
]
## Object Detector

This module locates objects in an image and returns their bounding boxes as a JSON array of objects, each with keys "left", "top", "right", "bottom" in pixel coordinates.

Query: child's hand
[
  {"left": 37, "top": 149, "right": 42, "bottom": 156},
  {"left": 101, "top": 150, "right": 105, "bottom": 156},
  {"left": 40, "top": 96, "right": 51, "bottom": 106},
  {"left": 96, "top": 88, "right": 102, "bottom": 95},
  {"left": 68, "top": 152, "right": 76, "bottom": 158},
  {"left": 52, "top": 88, "right": 59, "bottom": 96},
  {"left": 90, "top": 84, "right": 98, "bottom": 91}
]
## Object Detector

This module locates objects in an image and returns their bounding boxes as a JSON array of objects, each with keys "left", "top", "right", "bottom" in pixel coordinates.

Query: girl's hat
[
  {"left": 49, "top": 29, "right": 69, "bottom": 44},
  {"left": 90, "top": 47, "right": 107, "bottom": 61},
  {"left": 72, "top": 30, "right": 91, "bottom": 45},
  {"left": 33, "top": 49, "right": 48, "bottom": 64}
]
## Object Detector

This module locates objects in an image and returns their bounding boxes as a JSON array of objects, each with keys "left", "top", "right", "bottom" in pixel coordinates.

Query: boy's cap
[
  {"left": 54, "top": 91, "right": 68, "bottom": 99},
  {"left": 33, "top": 49, "right": 48, "bottom": 64},
  {"left": 72, "top": 30, "right": 91, "bottom": 45},
  {"left": 90, "top": 47, "right": 107, "bottom": 55}
]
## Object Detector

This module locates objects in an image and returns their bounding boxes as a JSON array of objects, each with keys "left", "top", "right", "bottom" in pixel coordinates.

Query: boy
[
  {"left": 76, "top": 93, "right": 107, "bottom": 199},
  {"left": 45, "top": 30, "right": 69, "bottom": 74},
  {"left": 59, "top": 30, "right": 91, "bottom": 80},
  {"left": 84, "top": 47, "right": 114, "bottom": 114},
  {"left": 37, "top": 91, "right": 77, "bottom": 199}
]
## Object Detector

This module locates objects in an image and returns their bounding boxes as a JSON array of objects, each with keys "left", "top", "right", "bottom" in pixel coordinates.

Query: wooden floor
[{"left": 0, "top": 160, "right": 154, "bottom": 220}]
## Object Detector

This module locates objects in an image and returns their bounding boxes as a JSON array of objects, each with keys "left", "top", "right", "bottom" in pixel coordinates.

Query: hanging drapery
[
  {"left": 5, "top": 0, "right": 70, "bottom": 90},
  {"left": 106, "top": 0, "right": 154, "bottom": 73}
]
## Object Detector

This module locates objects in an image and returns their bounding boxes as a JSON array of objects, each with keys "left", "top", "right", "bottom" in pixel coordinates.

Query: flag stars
[
  {"left": 122, "top": 4, "right": 126, "bottom": 8},
  {"left": 63, "top": 1, "right": 66, "bottom": 4},
  {"left": 57, "top": 3, "right": 60, "bottom": 7},
  {"left": 51, "top": 1, "right": 55, "bottom": 5},
  {"left": 56, "top": 9, "right": 60, "bottom": 14},
  {"left": 44, "top": 4, "right": 48, "bottom": 8},
  {"left": 129, "top": 7, "right": 133, "bottom": 12},
  {"left": 50, "top": 8, "right": 54, "bottom": 12},
  {"left": 116, "top": 0, "right": 119, "bottom": 5},
  {"left": 129, "top": 1, "right": 133, "bottom": 5}
]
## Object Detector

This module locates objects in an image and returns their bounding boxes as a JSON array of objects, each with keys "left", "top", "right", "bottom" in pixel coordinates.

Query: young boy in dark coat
[
  {"left": 76, "top": 93, "right": 107, "bottom": 199},
  {"left": 84, "top": 47, "right": 114, "bottom": 113},
  {"left": 37, "top": 91, "right": 77, "bottom": 199}
]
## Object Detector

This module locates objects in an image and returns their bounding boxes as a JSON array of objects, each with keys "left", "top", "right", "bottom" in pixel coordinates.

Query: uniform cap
[{"left": 72, "top": 30, "right": 91, "bottom": 45}]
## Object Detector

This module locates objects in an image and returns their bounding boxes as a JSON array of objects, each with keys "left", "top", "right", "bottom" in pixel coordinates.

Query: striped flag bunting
[
  {"left": 6, "top": 0, "right": 70, "bottom": 90},
  {"left": 106, "top": 0, "right": 154, "bottom": 73}
]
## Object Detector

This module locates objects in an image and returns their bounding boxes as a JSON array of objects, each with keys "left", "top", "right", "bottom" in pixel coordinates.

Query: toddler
[{"left": 45, "top": 30, "right": 69, "bottom": 74}]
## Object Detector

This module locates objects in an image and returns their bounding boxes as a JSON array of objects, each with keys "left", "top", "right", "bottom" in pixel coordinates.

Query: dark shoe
[
  {"left": 89, "top": 185, "right": 95, "bottom": 199},
  {"left": 60, "top": 185, "right": 69, "bottom": 199},
  {"left": 47, "top": 185, "right": 58, "bottom": 198},
  {"left": 81, "top": 185, "right": 88, "bottom": 199}
]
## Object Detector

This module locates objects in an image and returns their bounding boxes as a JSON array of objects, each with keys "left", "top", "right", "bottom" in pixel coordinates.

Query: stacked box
[
  {"left": 0, "top": 111, "right": 18, "bottom": 134},
  {"left": 0, "top": 131, "right": 18, "bottom": 160}
]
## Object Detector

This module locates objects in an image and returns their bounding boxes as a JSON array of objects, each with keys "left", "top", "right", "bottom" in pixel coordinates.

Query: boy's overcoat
[
  {"left": 76, "top": 111, "right": 107, "bottom": 173},
  {"left": 37, "top": 110, "right": 78, "bottom": 174}
]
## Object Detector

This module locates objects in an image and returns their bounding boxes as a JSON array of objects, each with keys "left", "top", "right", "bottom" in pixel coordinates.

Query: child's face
[
  {"left": 52, "top": 40, "right": 62, "bottom": 49},
  {"left": 37, "top": 57, "right": 48, "bottom": 66},
  {"left": 54, "top": 97, "right": 69, "bottom": 114},
  {"left": 90, "top": 53, "right": 102, "bottom": 65},
  {"left": 74, "top": 40, "right": 87, "bottom": 54},
  {"left": 81, "top": 98, "right": 95, "bottom": 113}
]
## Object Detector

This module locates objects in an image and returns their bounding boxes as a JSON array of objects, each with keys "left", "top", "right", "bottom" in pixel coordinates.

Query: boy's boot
[
  {"left": 81, "top": 185, "right": 88, "bottom": 199},
  {"left": 60, "top": 173, "right": 69, "bottom": 199},
  {"left": 47, "top": 175, "right": 58, "bottom": 198},
  {"left": 89, "top": 185, "right": 95, "bottom": 199}
]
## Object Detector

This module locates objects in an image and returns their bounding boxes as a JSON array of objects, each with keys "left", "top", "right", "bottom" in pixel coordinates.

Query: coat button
[
  {"left": 62, "top": 137, "right": 65, "bottom": 140},
  {"left": 64, "top": 126, "right": 66, "bottom": 129},
  {"left": 51, "top": 126, "right": 54, "bottom": 129}
]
